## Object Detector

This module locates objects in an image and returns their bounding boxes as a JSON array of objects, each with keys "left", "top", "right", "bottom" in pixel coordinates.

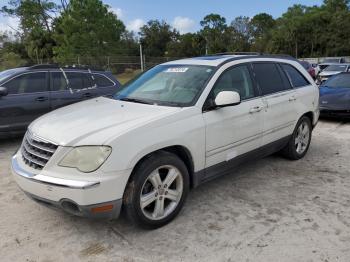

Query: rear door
[
  {"left": 252, "top": 62, "right": 297, "bottom": 146},
  {"left": 0, "top": 71, "right": 50, "bottom": 133},
  {"left": 49, "top": 71, "right": 97, "bottom": 110}
]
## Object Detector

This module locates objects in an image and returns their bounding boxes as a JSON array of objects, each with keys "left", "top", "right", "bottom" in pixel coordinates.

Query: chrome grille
[{"left": 21, "top": 132, "right": 58, "bottom": 170}]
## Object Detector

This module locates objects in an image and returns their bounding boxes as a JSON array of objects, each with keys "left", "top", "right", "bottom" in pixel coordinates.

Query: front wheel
[
  {"left": 281, "top": 116, "right": 312, "bottom": 160},
  {"left": 123, "top": 151, "right": 190, "bottom": 229}
]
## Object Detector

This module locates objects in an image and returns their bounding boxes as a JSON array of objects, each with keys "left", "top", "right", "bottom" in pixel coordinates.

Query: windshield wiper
[{"left": 119, "top": 97, "right": 153, "bottom": 105}]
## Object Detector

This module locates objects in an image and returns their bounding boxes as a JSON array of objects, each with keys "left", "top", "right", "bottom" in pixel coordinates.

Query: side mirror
[
  {"left": 0, "top": 86, "right": 8, "bottom": 97},
  {"left": 214, "top": 91, "right": 241, "bottom": 108}
]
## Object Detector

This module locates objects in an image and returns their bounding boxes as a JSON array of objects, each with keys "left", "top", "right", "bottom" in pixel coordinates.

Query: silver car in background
[{"left": 316, "top": 64, "right": 350, "bottom": 85}]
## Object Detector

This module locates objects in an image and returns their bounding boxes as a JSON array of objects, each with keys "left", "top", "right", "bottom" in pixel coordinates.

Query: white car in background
[
  {"left": 316, "top": 64, "right": 350, "bottom": 84},
  {"left": 11, "top": 54, "right": 319, "bottom": 228}
]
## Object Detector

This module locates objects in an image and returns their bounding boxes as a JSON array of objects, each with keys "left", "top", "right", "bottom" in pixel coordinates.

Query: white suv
[{"left": 11, "top": 55, "right": 319, "bottom": 228}]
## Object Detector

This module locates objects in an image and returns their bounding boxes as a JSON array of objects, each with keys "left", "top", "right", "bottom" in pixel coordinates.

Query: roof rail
[
  {"left": 212, "top": 52, "right": 262, "bottom": 56},
  {"left": 29, "top": 64, "right": 105, "bottom": 71}
]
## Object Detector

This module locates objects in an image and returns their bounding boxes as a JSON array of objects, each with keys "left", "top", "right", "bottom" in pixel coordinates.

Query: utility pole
[{"left": 139, "top": 42, "right": 144, "bottom": 72}]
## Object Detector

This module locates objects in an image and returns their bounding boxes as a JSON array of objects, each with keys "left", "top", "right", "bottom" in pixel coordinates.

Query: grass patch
[{"left": 116, "top": 69, "right": 141, "bottom": 85}]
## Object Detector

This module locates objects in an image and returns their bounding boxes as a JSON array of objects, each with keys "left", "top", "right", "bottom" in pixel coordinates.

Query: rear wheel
[
  {"left": 281, "top": 116, "right": 312, "bottom": 160},
  {"left": 123, "top": 151, "right": 189, "bottom": 229}
]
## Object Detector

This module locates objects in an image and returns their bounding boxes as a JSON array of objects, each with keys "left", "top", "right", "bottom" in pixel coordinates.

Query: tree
[
  {"left": 166, "top": 33, "right": 206, "bottom": 57},
  {"left": 1, "top": 0, "right": 59, "bottom": 62},
  {"left": 139, "top": 20, "right": 179, "bottom": 57},
  {"left": 53, "top": 0, "right": 126, "bottom": 63},
  {"left": 228, "top": 16, "right": 252, "bottom": 52},
  {"left": 250, "top": 13, "right": 275, "bottom": 52},
  {"left": 200, "top": 14, "right": 228, "bottom": 54}
]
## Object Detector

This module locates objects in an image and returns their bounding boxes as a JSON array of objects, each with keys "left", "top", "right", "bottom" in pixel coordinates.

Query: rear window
[
  {"left": 281, "top": 64, "right": 310, "bottom": 88},
  {"left": 252, "top": 63, "right": 289, "bottom": 95},
  {"left": 324, "top": 74, "right": 350, "bottom": 88},
  {"left": 93, "top": 74, "right": 114, "bottom": 87}
]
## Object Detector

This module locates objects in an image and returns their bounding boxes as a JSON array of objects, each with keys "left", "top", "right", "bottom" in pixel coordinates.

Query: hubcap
[
  {"left": 295, "top": 121, "right": 310, "bottom": 154},
  {"left": 140, "top": 165, "right": 183, "bottom": 220}
]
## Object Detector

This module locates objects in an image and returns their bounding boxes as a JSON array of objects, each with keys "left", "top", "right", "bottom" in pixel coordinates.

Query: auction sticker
[{"left": 165, "top": 67, "right": 189, "bottom": 73}]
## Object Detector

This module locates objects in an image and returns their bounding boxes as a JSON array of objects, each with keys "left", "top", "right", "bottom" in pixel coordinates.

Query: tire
[
  {"left": 281, "top": 116, "right": 312, "bottom": 160},
  {"left": 123, "top": 151, "right": 190, "bottom": 229}
]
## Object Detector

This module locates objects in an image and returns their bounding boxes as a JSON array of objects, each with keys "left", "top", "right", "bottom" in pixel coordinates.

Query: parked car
[
  {"left": 300, "top": 61, "right": 316, "bottom": 79},
  {"left": 0, "top": 65, "right": 120, "bottom": 137},
  {"left": 11, "top": 55, "right": 319, "bottom": 228},
  {"left": 316, "top": 64, "right": 350, "bottom": 85},
  {"left": 319, "top": 72, "right": 350, "bottom": 117},
  {"left": 322, "top": 57, "right": 346, "bottom": 64}
]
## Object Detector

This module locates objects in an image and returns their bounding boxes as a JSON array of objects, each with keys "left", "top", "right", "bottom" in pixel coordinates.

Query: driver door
[{"left": 202, "top": 64, "right": 264, "bottom": 180}]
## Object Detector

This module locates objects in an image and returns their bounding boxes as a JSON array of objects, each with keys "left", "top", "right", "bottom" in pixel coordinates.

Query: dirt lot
[{"left": 1, "top": 119, "right": 350, "bottom": 262}]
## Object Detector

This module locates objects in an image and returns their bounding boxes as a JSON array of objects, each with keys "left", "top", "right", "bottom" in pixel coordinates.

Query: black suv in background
[{"left": 0, "top": 65, "right": 120, "bottom": 137}]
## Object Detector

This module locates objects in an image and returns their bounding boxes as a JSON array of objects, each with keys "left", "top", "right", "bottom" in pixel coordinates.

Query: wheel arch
[{"left": 126, "top": 145, "right": 196, "bottom": 189}]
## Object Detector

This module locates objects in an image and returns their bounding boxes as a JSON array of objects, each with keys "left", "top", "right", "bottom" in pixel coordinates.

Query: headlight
[{"left": 59, "top": 146, "right": 112, "bottom": 173}]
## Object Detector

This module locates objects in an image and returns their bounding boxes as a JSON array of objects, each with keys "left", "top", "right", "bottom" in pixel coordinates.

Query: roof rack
[
  {"left": 29, "top": 64, "right": 105, "bottom": 71},
  {"left": 212, "top": 52, "right": 262, "bottom": 56}
]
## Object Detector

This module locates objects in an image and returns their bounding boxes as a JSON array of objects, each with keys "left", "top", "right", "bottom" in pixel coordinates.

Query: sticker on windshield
[{"left": 165, "top": 67, "right": 189, "bottom": 73}]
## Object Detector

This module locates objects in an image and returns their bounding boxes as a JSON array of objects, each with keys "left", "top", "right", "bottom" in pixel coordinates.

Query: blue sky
[{"left": 0, "top": 0, "right": 323, "bottom": 34}]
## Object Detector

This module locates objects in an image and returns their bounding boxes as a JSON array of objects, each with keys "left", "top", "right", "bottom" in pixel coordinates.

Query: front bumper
[{"left": 11, "top": 155, "right": 126, "bottom": 219}]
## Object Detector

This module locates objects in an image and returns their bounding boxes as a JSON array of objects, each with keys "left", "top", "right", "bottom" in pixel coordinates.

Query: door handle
[
  {"left": 289, "top": 96, "right": 297, "bottom": 102},
  {"left": 249, "top": 106, "right": 263, "bottom": 113},
  {"left": 35, "top": 96, "right": 48, "bottom": 102},
  {"left": 83, "top": 93, "right": 92, "bottom": 98}
]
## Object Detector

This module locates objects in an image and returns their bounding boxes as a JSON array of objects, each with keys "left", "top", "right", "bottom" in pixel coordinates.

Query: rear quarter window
[
  {"left": 93, "top": 74, "right": 114, "bottom": 87},
  {"left": 281, "top": 64, "right": 310, "bottom": 88}
]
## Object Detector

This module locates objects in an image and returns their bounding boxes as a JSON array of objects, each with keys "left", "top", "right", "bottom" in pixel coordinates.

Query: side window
[
  {"left": 252, "top": 63, "right": 289, "bottom": 95},
  {"left": 4, "top": 72, "right": 47, "bottom": 94},
  {"left": 65, "top": 72, "right": 92, "bottom": 90},
  {"left": 93, "top": 74, "right": 114, "bottom": 87},
  {"left": 211, "top": 65, "right": 255, "bottom": 100},
  {"left": 281, "top": 64, "right": 310, "bottom": 88},
  {"left": 51, "top": 72, "right": 68, "bottom": 91}
]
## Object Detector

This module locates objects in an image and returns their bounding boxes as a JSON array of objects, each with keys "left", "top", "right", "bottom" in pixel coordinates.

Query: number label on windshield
[{"left": 164, "top": 67, "right": 189, "bottom": 73}]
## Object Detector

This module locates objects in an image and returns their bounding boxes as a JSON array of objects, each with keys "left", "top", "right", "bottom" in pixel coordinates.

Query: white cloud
[
  {"left": 109, "top": 7, "right": 123, "bottom": 18},
  {"left": 0, "top": 17, "right": 20, "bottom": 33},
  {"left": 172, "top": 16, "right": 195, "bottom": 34},
  {"left": 126, "top": 19, "right": 145, "bottom": 33}
]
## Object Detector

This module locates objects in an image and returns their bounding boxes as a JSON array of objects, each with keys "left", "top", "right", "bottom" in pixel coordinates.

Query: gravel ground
[{"left": 1, "top": 119, "right": 350, "bottom": 262}]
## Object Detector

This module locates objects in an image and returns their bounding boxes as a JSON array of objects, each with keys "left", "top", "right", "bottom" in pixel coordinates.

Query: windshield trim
[{"left": 114, "top": 64, "right": 217, "bottom": 108}]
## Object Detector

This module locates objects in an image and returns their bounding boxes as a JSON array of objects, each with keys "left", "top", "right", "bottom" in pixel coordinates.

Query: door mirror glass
[
  {"left": 0, "top": 86, "right": 8, "bottom": 97},
  {"left": 215, "top": 91, "right": 241, "bottom": 107}
]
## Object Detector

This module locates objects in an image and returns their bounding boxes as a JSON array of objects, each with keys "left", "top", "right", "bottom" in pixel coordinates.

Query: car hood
[
  {"left": 319, "top": 86, "right": 350, "bottom": 110},
  {"left": 29, "top": 97, "right": 181, "bottom": 146}
]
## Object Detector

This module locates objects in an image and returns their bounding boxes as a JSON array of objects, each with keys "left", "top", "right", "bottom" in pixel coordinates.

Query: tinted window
[
  {"left": 4, "top": 72, "right": 47, "bottom": 94},
  {"left": 65, "top": 72, "right": 92, "bottom": 90},
  {"left": 51, "top": 72, "right": 68, "bottom": 91},
  {"left": 211, "top": 65, "right": 255, "bottom": 100},
  {"left": 324, "top": 65, "right": 348, "bottom": 72},
  {"left": 93, "top": 74, "right": 114, "bottom": 87},
  {"left": 253, "top": 63, "right": 288, "bottom": 95},
  {"left": 281, "top": 64, "right": 310, "bottom": 88},
  {"left": 324, "top": 74, "right": 350, "bottom": 88}
]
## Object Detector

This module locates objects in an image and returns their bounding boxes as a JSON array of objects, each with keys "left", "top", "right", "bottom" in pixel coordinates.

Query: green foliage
[
  {"left": 53, "top": 0, "right": 125, "bottom": 63},
  {"left": 1, "top": 0, "right": 350, "bottom": 67},
  {"left": 0, "top": 52, "right": 26, "bottom": 70},
  {"left": 139, "top": 20, "right": 179, "bottom": 57}
]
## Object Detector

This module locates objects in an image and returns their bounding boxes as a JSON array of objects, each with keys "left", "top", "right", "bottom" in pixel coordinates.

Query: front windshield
[
  {"left": 115, "top": 64, "right": 215, "bottom": 107},
  {"left": 323, "top": 74, "right": 350, "bottom": 88},
  {"left": 324, "top": 65, "right": 348, "bottom": 72}
]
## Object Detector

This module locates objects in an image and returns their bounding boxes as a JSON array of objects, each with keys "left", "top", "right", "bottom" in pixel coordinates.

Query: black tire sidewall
[{"left": 123, "top": 151, "right": 190, "bottom": 229}]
